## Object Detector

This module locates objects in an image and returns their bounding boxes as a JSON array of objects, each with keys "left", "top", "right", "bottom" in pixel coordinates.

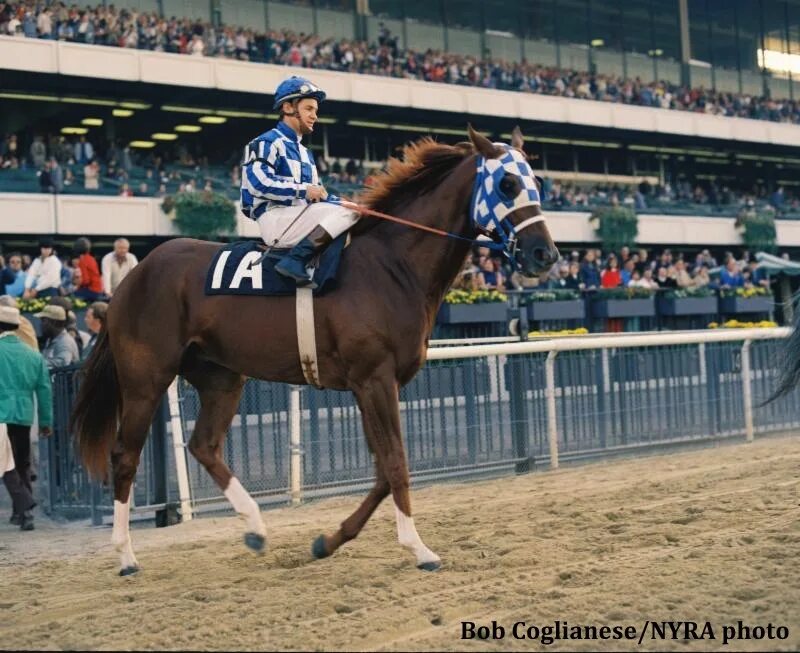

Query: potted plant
[
  {"left": 437, "top": 289, "right": 509, "bottom": 324},
  {"left": 588, "top": 205, "right": 638, "bottom": 254},
  {"left": 718, "top": 287, "right": 773, "bottom": 314},
  {"left": 591, "top": 287, "right": 656, "bottom": 318},
  {"left": 735, "top": 209, "right": 777, "bottom": 253},
  {"left": 162, "top": 190, "right": 236, "bottom": 240},
  {"left": 526, "top": 288, "right": 585, "bottom": 321},
  {"left": 657, "top": 286, "right": 717, "bottom": 316}
]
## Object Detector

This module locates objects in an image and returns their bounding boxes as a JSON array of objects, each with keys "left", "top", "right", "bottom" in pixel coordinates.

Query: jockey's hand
[{"left": 306, "top": 185, "right": 328, "bottom": 203}]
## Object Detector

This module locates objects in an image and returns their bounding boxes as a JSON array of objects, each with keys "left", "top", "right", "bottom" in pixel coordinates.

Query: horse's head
[{"left": 468, "top": 125, "right": 559, "bottom": 277}]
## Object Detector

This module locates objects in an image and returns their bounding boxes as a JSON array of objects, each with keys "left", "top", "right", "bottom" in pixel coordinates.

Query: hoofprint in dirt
[{"left": 1, "top": 436, "right": 798, "bottom": 652}]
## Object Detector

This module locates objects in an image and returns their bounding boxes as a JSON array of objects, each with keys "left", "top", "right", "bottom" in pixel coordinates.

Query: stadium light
[
  {"left": 175, "top": 125, "right": 202, "bottom": 133},
  {"left": 130, "top": 140, "right": 156, "bottom": 148},
  {"left": 199, "top": 116, "right": 227, "bottom": 124},
  {"left": 152, "top": 133, "right": 178, "bottom": 141},
  {"left": 590, "top": 39, "right": 604, "bottom": 48},
  {"left": 216, "top": 109, "right": 268, "bottom": 119},
  {"left": 61, "top": 127, "right": 88, "bottom": 135},
  {"left": 81, "top": 118, "right": 104, "bottom": 127},
  {"left": 61, "top": 97, "right": 117, "bottom": 106},
  {"left": 162, "top": 105, "right": 209, "bottom": 114},
  {"left": 118, "top": 101, "right": 151, "bottom": 110},
  {"left": 648, "top": 49, "right": 664, "bottom": 57},
  {"left": 317, "top": 117, "right": 337, "bottom": 124},
  {"left": 0, "top": 92, "right": 58, "bottom": 102},
  {"left": 347, "top": 119, "right": 391, "bottom": 129},
  {"left": 113, "top": 109, "right": 134, "bottom": 118}
]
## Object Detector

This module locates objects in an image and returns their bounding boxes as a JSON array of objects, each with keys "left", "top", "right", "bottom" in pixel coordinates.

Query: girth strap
[{"left": 295, "top": 286, "right": 322, "bottom": 388}]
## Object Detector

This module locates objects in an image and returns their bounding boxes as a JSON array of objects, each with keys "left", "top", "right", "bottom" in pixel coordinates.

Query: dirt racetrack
[{"left": 1, "top": 435, "right": 798, "bottom": 651}]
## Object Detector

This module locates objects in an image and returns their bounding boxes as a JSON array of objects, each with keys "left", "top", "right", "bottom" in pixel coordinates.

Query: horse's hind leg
[
  {"left": 183, "top": 361, "right": 267, "bottom": 551},
  {"left": 111, "top": 393, "right": 168, "bottom": 576}
]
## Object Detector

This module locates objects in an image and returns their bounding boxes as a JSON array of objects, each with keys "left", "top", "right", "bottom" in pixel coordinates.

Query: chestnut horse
[{"left": 71, "top": 127, "right": 558, "bottom": 575}]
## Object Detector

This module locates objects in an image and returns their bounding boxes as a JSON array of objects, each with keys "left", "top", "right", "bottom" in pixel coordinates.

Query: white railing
[
  {"left": 427, "top": 327, "right": 791, "bottom": 470},
  {"left": 166, "top": 327, "right": 792, "bottom": 516}
]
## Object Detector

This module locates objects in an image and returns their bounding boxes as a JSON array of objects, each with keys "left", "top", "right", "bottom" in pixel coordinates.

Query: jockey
[{"left": 240, "top": 75, "right": 358, "bottom": 285}]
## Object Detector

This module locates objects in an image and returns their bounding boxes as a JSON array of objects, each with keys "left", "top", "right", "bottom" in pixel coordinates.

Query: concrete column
[{"left": 678, "top": 0, "right": 691, "bottom": 87}]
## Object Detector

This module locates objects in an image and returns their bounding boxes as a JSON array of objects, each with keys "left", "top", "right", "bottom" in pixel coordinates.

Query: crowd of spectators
[
  {"left": 0, "top": 236, "right": 138, "bottom": 302},
  {"left": 3, "top": 127, "right": 798, "bottom": 220},
  {"left": 455, "top": 244, "right": 774, "bottom": 295},
  {"left": 1, "top": 2, "right": 799, "bottom": 125}
]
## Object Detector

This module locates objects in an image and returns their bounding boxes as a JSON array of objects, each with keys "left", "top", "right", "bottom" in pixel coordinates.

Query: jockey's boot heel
[{"left": 275, "top": 225, "right": 333, "bottom": 286}]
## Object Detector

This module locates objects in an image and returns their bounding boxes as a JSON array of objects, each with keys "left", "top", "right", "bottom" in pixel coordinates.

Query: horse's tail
[
  {"left": 763, "top": 304, "right": 800, "bottom": 405},
  {"left": 70, "top": 329, "right": 121, "bottom": 480}
]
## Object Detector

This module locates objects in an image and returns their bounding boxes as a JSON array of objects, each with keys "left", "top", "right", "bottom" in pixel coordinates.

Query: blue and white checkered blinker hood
[{"left": 470, "top": 145, "right": 542, "bottom": 247}]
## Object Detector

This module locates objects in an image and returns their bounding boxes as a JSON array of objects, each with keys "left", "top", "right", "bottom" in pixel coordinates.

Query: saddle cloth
[{"left": 204, "top": 237, "right": 347, "bottom": 297}]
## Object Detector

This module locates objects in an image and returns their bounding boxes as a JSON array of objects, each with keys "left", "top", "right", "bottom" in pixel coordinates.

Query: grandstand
[{"left": 2, "top": 0, "right": 800, "bottom": 256}]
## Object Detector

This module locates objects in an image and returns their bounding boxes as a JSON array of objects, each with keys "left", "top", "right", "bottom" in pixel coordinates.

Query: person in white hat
[
  {"left": 34, "top": 304, "right": 79, "bottom": 369},
  {"left": 0, "top": 305, "right": 52, "bottom": 530},
  {"left": 0, "top": 296, "right": 38, "bottom": 351}
]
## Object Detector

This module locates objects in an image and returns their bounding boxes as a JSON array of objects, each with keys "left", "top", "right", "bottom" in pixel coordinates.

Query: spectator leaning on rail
[
  {"left": 0, "top": 295, "right": 38, "bottom": 351},
  {"left": 35, "top": 305, "right": 79, "bottom": 369},
  {"left": 101, "top": 238, "right": 138, "bottom": 298},
  {"left": 23, "top": 237, "right": 62, "bottom": 299},
  {"left": 0, "top": 305, "right": 53, "bottom": 531},
  {"left": 240, "top": 75, "right": 358, "bottom": 286}
]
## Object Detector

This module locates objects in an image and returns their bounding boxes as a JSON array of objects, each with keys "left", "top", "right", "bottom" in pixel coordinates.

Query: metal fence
[{"left": 41, "top": 328, "right": 800, "bottom": 522}]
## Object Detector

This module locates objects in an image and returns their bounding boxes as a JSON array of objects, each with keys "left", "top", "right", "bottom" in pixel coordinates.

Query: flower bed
[
  {"left": 657, "top": 287, "right": 717, "bottom": 316},
  {"left": 438, "top": 289, "right": 509, "bottom": 324},
  {"left": 708, "top": 320, "right": 778, "bottom": 329},
  {"left": 718, "top": 287, "right": 773, "bottom": 314},
  {"left": 526, "top": 289, "right": 585, "bottom": 321},
  {"left": 591, "top": 288, "right": 656, "bottom": 318}
]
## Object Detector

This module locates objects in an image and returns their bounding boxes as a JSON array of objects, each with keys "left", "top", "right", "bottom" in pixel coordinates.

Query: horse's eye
[{"left": 499, "top": 174, "right": 520, "bottom": 198}]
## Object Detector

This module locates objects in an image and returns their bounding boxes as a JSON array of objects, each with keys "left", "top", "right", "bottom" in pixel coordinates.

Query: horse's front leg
[{"left": 333, "top": 373, "right": 440, "bottom": 570}]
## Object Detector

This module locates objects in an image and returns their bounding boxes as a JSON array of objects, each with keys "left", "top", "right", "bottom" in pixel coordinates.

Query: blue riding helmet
[{"left": 272, "top": 76, "right": 327, "bottom": 111}]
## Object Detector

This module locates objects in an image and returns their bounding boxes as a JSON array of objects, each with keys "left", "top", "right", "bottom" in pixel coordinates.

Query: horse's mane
[{"left": 357, "top": 138, "right": 473, "bottom": 215}]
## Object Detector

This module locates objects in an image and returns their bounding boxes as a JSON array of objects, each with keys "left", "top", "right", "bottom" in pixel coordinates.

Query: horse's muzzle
[{"left": 523, "top": 244, "right": 559, "bottom": 276}]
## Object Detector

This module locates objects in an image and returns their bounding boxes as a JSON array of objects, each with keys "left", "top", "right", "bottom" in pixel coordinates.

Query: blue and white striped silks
[{"left": 240, "top": 121, "right": 326, "bottom": 220}]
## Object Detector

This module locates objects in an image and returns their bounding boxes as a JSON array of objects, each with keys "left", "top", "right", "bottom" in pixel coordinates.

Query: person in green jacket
[{"left": 0, "top": 305, "right": 52, "bottom": 530}]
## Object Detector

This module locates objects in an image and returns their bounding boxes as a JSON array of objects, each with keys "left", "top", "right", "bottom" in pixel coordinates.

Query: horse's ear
[
  {"left": 468, "top": 124, "right": 500, "bottom": 159},
  {"left": 511, "top": 126, "right": 525, "bottom": 151}
]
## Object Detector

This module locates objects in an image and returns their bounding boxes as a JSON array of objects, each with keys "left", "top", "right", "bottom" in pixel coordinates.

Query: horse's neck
[{"left": 370, "top": 162, "right": 475, "bottom": 317}]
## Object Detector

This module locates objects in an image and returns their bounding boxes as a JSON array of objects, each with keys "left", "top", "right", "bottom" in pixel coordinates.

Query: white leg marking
[
  {"left": 111, "top": 489, "right": 139, "bottom": 571},
  {"left": 395, "top": 504, "right": 440, "bottom": 566},
  {"left": 224, "top": 477, "right": 266, "bottom": 535}
]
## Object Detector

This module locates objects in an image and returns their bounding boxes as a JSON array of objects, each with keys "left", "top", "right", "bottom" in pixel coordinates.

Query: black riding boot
[{"left": 274, "top": 225, "right": 333, "bottom": 286}]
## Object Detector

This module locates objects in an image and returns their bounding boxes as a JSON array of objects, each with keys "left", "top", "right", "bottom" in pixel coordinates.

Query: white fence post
[
  {"left": 289, "top": 385, "right": 303, "bottom": 504},
  {"left": 741, "top": 339, "right": 754, "bottom": 442},
  {"left": 167, "top": 380, "right": 193, "bottom": 521},
  {"left": 546, "top": 350, "right": 559, "bottom": 469}
]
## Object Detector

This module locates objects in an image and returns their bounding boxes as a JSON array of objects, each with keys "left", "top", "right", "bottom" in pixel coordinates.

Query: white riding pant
[{"left": 257, "top": 202, "right": 358, "bottom": 248}]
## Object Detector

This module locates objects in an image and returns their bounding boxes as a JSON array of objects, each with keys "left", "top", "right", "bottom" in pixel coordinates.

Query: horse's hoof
[
  {"left": 244, "top": 532, "right": 266, "bottom": 553},
  {"left": 119, "top": 565, "right": 140, "bottom": 576},
  {"left": 417, "top": 560, "right": 442, "bottom": 572},
  {"left": 311, "top": 534, "right": 330, "bottom": 559}
]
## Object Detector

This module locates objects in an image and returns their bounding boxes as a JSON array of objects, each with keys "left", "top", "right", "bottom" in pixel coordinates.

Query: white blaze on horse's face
[{"left": 470, "top": 145, "right": 543, "bottom": 239}]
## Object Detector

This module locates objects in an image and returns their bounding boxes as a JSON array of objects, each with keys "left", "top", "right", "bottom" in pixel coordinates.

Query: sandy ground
[{"left": 1, "top": 435, "right": 798, "bottom": 652}]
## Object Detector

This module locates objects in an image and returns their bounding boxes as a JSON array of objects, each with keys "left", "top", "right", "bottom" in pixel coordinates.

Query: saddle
[{"left": 204, "top": 236, "right": 348, "bottom": 297}]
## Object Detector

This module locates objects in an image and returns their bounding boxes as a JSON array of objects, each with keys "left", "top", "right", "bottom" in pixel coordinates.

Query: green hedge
[
  {"left": 736, "top": 210, "right": 777, "bottom": 253},
  {"left": 163, "top": 191, "right": 236, "bottom": 240},
  {"left": 589, "top": 206, "right": 638, "bottom": 254}
]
